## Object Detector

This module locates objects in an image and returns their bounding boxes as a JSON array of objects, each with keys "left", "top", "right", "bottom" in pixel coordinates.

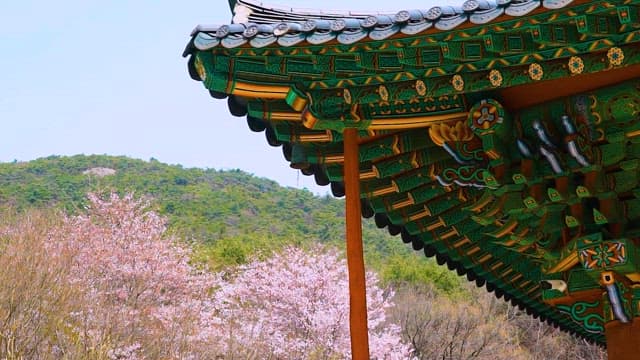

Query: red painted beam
[{"left": 606, "top": 320, "right": 640, "bottom": 360}]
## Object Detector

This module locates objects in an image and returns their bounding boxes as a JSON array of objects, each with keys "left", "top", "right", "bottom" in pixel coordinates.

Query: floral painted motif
[
  {"left": 415, "top": 80, "right": 427, "bottom": 96},
  {"left": 608, "top": 47, "right": 624, "bottom": 66},
  {"left": 489, "top": 69, "right": 503, "bottom": 87},
  {"left": 569, "top": 56, "right": 585, "bottom": 75},
  {"left": 469, "top": 99, "right": 504, "bottom": 133},
  {"left": 580, "top": 242, "right": 627, "bottom": 270},
  {"left": 528, "top": 63, "right": 543, "bottom": 81},
  {"left": 452, "top": 74, "right": 465, "bottom": 91}
]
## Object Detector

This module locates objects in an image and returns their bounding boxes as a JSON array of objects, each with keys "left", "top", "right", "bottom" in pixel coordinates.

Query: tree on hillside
[
  {"left": 389, "top": 283, "right": 606, "bottom": 360},
  {"left": 0, "top": 190, "right": 607, "bottom": 359},
  {"left": 7, "top": 192, "right": 409, "bottom": 359},
  {"left": 217, "top": 246, "right": 413, "bottom": 359},
  {"left": 46, "top": 192, "right": 224, "bottom": 359},
  {"left": 0, "top": 212, "right": 95, "bottom": 358},
  {"left": 390, "top": 284, "right": 524, "bottom": 360}
]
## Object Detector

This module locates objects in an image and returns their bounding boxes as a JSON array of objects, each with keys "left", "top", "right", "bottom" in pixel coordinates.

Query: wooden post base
[{"left": 606, "top": 320, "right": 640, "bottom": 360}]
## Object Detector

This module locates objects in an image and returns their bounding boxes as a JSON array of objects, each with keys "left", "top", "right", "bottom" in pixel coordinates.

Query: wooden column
[
  {"left": 343, "top": 128, "right": 370, "bottom": 359},
  {"left": 606, "top": 320, "right": 640, "bottom": 360}
]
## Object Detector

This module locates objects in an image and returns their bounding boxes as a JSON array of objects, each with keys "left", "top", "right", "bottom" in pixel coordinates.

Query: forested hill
[{"left": 0, "top": 155, "right": 461, "bottom": 290}]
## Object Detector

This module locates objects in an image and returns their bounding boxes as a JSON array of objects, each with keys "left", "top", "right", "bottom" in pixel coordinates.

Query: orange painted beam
[
  {"left": 343, "top": 128, "right": 370, "bottom": 359},
  {"left": 605, "top": 320, "right": 640, "bottom": 360}
]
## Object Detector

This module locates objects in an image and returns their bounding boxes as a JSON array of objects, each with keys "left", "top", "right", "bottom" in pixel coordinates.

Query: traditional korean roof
[
  {"left": 185, "top": 0, "right": 640, "bottom": 345},
  {"left": 192, "top": 0, "right": 579, "bottom": 49}
]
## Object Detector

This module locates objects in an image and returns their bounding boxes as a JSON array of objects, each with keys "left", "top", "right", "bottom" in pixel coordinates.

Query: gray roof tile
[{"left": 188, "top": 0, "right": 577, "bottom": 51}]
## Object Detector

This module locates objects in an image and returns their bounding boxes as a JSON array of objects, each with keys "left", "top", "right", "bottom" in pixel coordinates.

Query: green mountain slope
[{"left": 0, "top": 155, "right": 462, "bottom": 292}]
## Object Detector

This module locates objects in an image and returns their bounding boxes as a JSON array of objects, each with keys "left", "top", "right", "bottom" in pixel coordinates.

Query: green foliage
[
  {"left": 379, "top": 253, "right": 466, "bottom": 297},
  {"left": 0, "top": 155, "right": 463, "bottom": 292}
]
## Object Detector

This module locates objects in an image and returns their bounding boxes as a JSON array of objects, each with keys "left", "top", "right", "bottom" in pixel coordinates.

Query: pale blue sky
[{"left": 1, "top": 0, "right": 459, "bottom": 194}]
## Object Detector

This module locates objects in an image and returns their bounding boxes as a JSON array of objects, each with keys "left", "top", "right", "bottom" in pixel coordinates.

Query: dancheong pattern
[
  {"left": 580, "top": 242, "right": 627, "bottom": 270},
  {"left": 185, "top": 0, "right": 640, "bottom": 346}
]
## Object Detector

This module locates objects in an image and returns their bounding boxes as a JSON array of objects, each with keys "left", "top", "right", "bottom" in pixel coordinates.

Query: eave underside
[{"left": 185, "top": 0, "right": 640, "bottom": 345}]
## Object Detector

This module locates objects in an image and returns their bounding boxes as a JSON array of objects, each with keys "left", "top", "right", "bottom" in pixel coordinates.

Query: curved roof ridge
[
  {"left": 232, "top": 0, "right": 399, "bottom": 24},
  {"left": 188, "top": 0, "right": 583, "bottom": 50}
]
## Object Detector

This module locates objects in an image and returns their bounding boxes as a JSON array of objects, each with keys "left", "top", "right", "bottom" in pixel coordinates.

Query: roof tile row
[{"left": 191, "top": 0, "right": 574, "bottom": 50}]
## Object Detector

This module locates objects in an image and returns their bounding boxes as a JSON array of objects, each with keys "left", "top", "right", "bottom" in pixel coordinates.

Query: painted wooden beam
[{"left": 605, "top": 320, "right": 640, "bottom": 360}]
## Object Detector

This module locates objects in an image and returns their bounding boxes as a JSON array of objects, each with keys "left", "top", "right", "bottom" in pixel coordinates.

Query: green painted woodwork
[
  {"left": 557, "top": 301, "right": 606, "bottom": 334},
  {"left": 187, "top": 0, "right": 640, "bottom": 344},
  {"left": 195, "top": 1, "right": 640, "bottom": 131}
]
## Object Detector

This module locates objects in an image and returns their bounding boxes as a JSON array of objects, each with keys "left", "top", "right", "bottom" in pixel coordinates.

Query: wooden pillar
[
  {"left": 606, "top": 320, "right": 640, "bottom": 360},
  {"left": 343, "top": 128, "right": 370, "bottom": 359}
]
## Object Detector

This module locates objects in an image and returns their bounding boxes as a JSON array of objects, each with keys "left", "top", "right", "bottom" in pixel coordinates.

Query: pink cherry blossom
[
  {"left": 46, "top": 192, "right": 224, "bottom": 358},
  {"left": 218, "top": 246, "right": 413, "bottom": 359},
  {"left": 42, "top": 192, "right": 411, "bottom": 359}
]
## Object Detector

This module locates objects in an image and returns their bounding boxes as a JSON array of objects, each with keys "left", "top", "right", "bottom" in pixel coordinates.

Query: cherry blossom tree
[
  {"left": 0, "top": 191, "right": 608, "bottom": 359},
  {"left": 15, "top": 192, "right": 410, "bottom": 359},
  {"left": 218, "top": 246, "right": 413, "bottom": 359},
  {"left": 46, "top": 192, "right": 224, "bottom": 359}
]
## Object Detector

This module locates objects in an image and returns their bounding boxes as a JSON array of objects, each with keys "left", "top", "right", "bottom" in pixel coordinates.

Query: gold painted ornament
[
  {"left": 489, "top": 70, "right": 503, "bottom": 87},
  {"left": 608, "top": 47, "right": 624, "bottom": 67},
  {"left": 568, "top": 56, "right": 584, "bottom": 75},
  {"left": 378, "top": 85, "right": 389, "bottom": 101},
  {"left": 452, "top": 75, "right": 464, "bottom": 92},
  {"left": 415, "top": 80, "right": 427, "bottom": 96},
  {"left": 343, "top": 88, "right": 352, "bottom": 104},
  {"left": 195, "top": 56, "right": 207, "bottom": 81},
  {"left": 528, "top": 63, "right": 543, "bottom": 81},
  {"left": 428, "top": 121, "right": 474, "bottom": 147}
]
